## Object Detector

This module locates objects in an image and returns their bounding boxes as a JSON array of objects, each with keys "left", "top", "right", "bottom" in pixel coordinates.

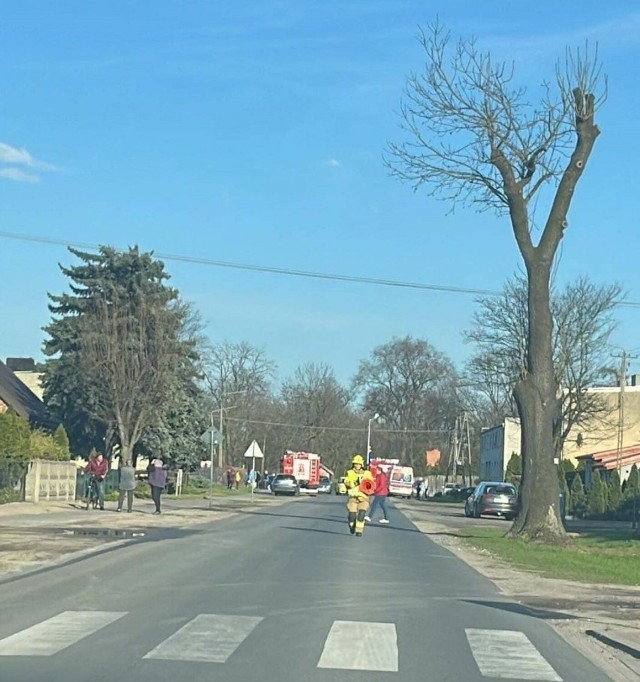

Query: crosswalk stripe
[
  {"left": 317, "top": 620, "right": 398, "bottom": 672},
  {"left": 0, "top": 611, "right": 127, "bottom": 657},
  {"left": 466, "top": 629, "right": 562, "bottom": 681},
  {"left": 143, "top": 614, "right": 263, "bottom": 663}
]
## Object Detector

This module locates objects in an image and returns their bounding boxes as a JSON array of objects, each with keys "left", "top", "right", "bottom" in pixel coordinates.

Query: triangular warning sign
[{"left": 243, "top": 440, "right": 264, "bottom": 459}]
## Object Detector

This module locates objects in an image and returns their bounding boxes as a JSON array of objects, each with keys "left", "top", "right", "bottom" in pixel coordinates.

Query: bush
[
  {"left": 134, "top": 481, "right": 152, "bottom": 499},
  {"left": 0, "top": 487, "right": 20, "bottom": 504}
]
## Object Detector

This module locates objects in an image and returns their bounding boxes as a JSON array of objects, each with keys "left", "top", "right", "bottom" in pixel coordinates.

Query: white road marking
[
  {"left": 466, "top": 629, "right": 562, "bottom": 680},
  {"left": 317, "top": 620, "right": 398, "bottom": 672},
  {"left": 143, "top": 614, "right": 263, "bottom": 663},
  {"left": 0, "top": 611, "right": 127, "bottom": 656}
]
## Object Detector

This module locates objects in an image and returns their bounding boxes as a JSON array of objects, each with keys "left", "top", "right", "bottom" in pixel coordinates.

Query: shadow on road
[{"left": 462, "top": 598, "right": 576, "bottom": 621}]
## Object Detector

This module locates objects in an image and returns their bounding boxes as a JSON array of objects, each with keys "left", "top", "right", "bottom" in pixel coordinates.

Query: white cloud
[
  {"left": 0, "top": 168, "right": 40, "bottom": 184},
  {"left": 326, "top": 158, "right": 341, "bottom": 167},
  {"left": 0, "top": 141, "right": 58, "bottom": 183}
]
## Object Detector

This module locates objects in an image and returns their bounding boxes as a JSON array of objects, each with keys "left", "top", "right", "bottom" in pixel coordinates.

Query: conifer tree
[{"left": 587, "top": 469, "right": 605, "bottom": 517}]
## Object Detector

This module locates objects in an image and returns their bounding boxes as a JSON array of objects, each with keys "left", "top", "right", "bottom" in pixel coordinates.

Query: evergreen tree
[
  {"left": 587, "top": 469, "right": 606, "bottom": 517},
  {"left": 607, "top": 470, "right": 622, "bottom": 514},
  {"left": 505, "top": 453, "right": 522, "bottom": 486},
  {"left": 43, "top": 246, "right": 202, "bottom": 462},
  {"left": 52, "top": 424, "right": 71, "bottom": 456},
  {"left": 569, "top": 473, "right": 586, "bottom": 519},
  {"left": 623, "top": 464, "right": 639, "bottom": 501}
]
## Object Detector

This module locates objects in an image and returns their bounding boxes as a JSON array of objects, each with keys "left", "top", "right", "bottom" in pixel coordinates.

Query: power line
[
  {"left": 2, "top": 229, "right": 640, "bottom": 307},
  {"left": 224, "top": 415, "right": 449, "bottom": 434}
]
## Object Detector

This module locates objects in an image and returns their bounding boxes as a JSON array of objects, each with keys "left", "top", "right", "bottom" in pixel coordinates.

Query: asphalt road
[{"left": 0, "top": 495, "right": 613, "bottom": 681}]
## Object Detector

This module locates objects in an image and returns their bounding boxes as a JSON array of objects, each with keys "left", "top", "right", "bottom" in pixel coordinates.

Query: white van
[{"left": 388, "top": 465, "right": 414, "bottom": 499}]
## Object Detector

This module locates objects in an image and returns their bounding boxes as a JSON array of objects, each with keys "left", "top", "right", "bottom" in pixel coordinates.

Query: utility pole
[{"left": 614, "top": 351, "right": 629, "bottom": 477}]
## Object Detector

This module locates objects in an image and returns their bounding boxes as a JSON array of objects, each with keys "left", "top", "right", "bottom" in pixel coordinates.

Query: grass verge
[{"left": 458, "top": 527, "right": 640, "bottom": 586}]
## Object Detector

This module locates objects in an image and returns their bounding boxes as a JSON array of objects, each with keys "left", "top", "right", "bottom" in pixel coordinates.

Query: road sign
[
  {"left": 243, "top": 440, "right": 264, "bottom": 459},
  {"left": 200, "top": 427, "right": 224, "bottom": 448}
]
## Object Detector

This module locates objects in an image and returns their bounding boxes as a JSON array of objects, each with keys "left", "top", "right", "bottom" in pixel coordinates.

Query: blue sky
[{"left": 1, "top": 0, "right": 639, "bottom": 385}]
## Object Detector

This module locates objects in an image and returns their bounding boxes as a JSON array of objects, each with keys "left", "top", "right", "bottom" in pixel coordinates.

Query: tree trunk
[{"left": 511, "top": 264, "right": 567, "bottom": 543}]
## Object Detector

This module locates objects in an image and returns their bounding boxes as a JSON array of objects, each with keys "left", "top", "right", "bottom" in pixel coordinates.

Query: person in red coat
[
  {"left": 84, "top": 452, "right": 109, "bottom": 510},
  {"left": 365, "top": 467, "right": 390, "bottom": 524}
]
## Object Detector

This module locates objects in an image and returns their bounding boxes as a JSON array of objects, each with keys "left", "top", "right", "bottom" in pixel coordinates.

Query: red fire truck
[{"left": 280, "top": 451, "right": 321, "bottom": 494}]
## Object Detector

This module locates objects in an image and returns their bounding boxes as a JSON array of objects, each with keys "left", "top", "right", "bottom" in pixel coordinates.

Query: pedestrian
[
  {"left": 234, "top": 470, "right": 241, "bottom": 490},
  {"left": 366, "top": 466, "right": 390, "bottom": 524},
  {"left": 117, "top": 459, "right": 137, "bottom": 513},
  {"left": 147, "top": 457, "right": 167, "bottom": 514},
  {"left": 344, "top": 454, "right": 375, "bottom": 537},
  {"left": 226, "top": 467, "right": 234, "bottom": 490},
  {"left": 84, "top": 452, "right": 109, "bottom": 510}
]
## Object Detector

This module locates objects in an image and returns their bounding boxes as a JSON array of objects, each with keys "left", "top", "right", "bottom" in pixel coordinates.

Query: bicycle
[{"left": 85, "top": 475, "right": 100, "bottom": 510}]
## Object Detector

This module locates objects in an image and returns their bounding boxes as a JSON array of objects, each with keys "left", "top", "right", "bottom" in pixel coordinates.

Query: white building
[{"left": 479, "top": 417, "right": 521, "bottom": 481}]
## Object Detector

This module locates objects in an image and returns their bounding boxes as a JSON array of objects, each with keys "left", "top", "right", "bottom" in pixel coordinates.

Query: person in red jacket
[
  {"left": 84, "top": 452, "right": 109, "bottom": 510},
  {"left": 365, "top": 467, "right": 390, "bottom": 524}
]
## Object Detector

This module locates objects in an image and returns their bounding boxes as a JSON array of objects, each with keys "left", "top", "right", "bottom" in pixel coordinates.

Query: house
[
  {"left": 575, "top": 443, "right": 640, "bottom": 487},
  {"left": 479, "top": 417, "right": 521, "bottom": 481},
  {"left": 562, "top": 380, "right": 640, "bottom": 468},
  {"left": 0, "top": 358, "right": 54, "bottom": 430},
  {"left": 5, "top": 357, "right": 44, "bottom": 400}
]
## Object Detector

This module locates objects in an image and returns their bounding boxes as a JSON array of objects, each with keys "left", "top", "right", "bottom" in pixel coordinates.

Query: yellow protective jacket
[{"left": 344, "top": 468, "right": 374, "bottom": 501}]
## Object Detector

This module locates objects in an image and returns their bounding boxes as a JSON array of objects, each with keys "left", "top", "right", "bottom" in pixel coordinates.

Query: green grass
[{"left": 458, "top": 527, "right": 640, "bottom": 586}]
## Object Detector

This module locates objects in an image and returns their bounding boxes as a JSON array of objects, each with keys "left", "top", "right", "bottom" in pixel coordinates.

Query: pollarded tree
[
  {"left": 388, "top": 22, "right": 605, "bottom": 542},
  {"left": 464, "top": 275, "right": 621, "bottom": 459}
]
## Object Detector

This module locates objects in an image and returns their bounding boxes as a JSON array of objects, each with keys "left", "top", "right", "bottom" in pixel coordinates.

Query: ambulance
[{"left": 369, "top": 457, "right": 414, "bottom": 499}]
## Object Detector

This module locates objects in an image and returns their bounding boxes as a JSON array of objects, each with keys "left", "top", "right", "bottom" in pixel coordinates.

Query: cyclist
[
  {"left": 84, "top": 452, "right": 109, "bottom": 510},
  {"left": 344, "top": 454, "right": 374, "bottom": 537}
]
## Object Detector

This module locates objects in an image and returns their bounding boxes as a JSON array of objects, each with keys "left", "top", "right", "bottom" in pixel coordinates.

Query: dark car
[
  {"left": 270, "top": 474, "right": 300, "bottom": 496},
  {"left": 256, "top": 474, "right": 276, "bottom": 492},
  {"left": 318, "top": 476, "right": 332, "bottom": 494},
  {"left": 464, "top": 481, "right": 519, "bottom": 520}
]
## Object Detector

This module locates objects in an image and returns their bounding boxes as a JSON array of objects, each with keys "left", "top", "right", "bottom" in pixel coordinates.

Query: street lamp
[{"left": 366, "top": 413, "right": 380, "bottom": 466}]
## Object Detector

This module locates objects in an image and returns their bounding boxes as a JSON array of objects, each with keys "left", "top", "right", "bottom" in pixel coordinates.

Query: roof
[
  {"left": 0, "top": 360, "right": 55, "bottom": 430},
  {"left": 575, "top": 443, "right": 640, "bottom": 471}
]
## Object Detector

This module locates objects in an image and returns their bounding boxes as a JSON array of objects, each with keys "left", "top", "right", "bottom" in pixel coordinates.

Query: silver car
[{"left": 270, "top": 474, "right": 300, "bottom": 496}]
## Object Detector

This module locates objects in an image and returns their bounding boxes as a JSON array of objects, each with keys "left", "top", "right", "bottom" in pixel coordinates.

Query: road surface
[{"left": 0, "top": 495, "right": 612, "bottom": 681}]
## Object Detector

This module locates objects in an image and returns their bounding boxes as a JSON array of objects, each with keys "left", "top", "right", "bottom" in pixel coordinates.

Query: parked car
[
  {"left": 464, "top": 481, "right": 519, "bottom": 520},
  {"left": 318, "top": 476, "right": 332, "bottom": 494},
  {"left": 270, "top": 474, "right": 300, "bottom": 496},
  {"left": 449, "top": 486, "right": 476, "bottom": 502},
  {"left": 256, "top": 474, "right": 276, "bottom": 492}
]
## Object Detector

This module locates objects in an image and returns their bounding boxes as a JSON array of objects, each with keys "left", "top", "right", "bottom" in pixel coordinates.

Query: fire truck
[
  {"left": 369, "top": 457, "right": 414, "bottom": 499},
  {"left": 280, "top": 451, "right": 321, "bottom": 494}
]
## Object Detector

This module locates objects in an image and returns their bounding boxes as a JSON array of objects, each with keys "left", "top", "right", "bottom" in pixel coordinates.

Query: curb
[{"left": 586, "top": 629, "right": 640, "bottom": 660}]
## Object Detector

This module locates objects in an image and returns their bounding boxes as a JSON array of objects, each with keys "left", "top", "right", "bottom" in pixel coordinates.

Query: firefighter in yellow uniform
[{"left": 344, "top": 455, "right": 374, "bottom": 537}]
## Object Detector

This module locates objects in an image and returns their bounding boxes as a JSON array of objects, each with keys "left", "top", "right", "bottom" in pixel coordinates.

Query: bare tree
[
  {"left": 78, "top": 291, "right": 190, "bottom": 463},
  {"left": 203, "top": 341, "right": 276, "bottom": 464},
  {"left": 465, "top": 275, "right": 622, "bottom": 457},
  {"left": 352, "top": 336, "right": 459, "bottom": 469},
  {"left": 388, "top": 23, "right": 606, "bottom": 541}
]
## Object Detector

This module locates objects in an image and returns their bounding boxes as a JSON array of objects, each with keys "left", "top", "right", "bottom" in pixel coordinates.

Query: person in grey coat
[
  {"left": 117, "top": 460, "right": 137, "bottom": 513},
  {"left": 147, "top": 457, "right": 168, "bottom": 514}
]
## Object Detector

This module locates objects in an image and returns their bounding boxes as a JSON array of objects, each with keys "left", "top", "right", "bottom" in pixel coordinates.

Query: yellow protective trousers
[{"left": 347, "top": 496, "right": 370, "bottom": 535}]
